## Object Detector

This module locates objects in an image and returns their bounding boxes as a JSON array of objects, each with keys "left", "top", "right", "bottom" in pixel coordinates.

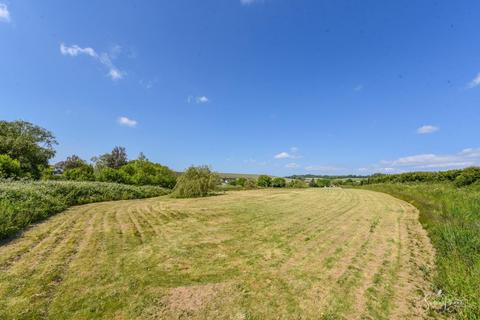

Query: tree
[
  {"left": 316, "top": 179, "right": 331, "bottom": 187},
  {"left": 287, "top": 179, "right": 308, "bottom": 188},
  {"left": 236, "top": 177, "right": 247, "bottom": 187},
  {"left": 63, "top": 165, "right": 95, "bottom": 181},
  {"left": 244, "top": 179, "right": 257, "bottom": 189},
  {"left": 172, "top": 166, "right": 220, "bottom": 198},
  {"left": 54, "top": 155, "right": 87, "bottom": 173},
  {"left": 0, "top": 120, "right": 57, "bottom": 178},
  {"left": 272, "top": 177, "right": 286, "bottom": 188},
  {"left": 257, "top": 175, "right": 272, "bottom": 188},
  {"left": 309, "top": 178, "right": 317, "bottom": 187},
  {"left": 0, "top": 154, "right": 21, "bottom": 179},
  {"left": 92, "top": 146, "right": 128, "bottom": 169},
  {"left": 119, "top": 159, "right": 177, "bottom": 188}
]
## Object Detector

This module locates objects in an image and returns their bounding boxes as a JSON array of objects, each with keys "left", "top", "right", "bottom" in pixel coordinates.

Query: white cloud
[
  {"left": 274, "top": 152, "right": 293, "bottom": 159},
  {"left": 196, "top": 96, "right": 209, "bottom": 104},
  {"left": 468, "top": 73, "right": 480, "bottom": 89},
  {"left": 417, "top": 125, "right": 439, "bottom": 134},
  {"left": 285, "top": 163, "right": 300, "bottom": 169},
  {"left": 118, "top": 116, "right": 137, "bottom": 128},
  {"left": 187, "top": 96, "right": 210, "bottom": 104},
  {"left": 274, "top": 147, "right": 300, "bottom": 160},
  {"left": 381, "top": 148, "right": 480, "bottom": 170},
  {"left": 0, "top": 3, "right": 10, "bottom": 22},
  {"left": 60, "top": 43, "right": 124, "bottom": 81}
]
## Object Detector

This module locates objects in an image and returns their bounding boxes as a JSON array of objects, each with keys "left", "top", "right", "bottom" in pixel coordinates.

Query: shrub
[
  {"left": 244, "top": 179, "right": 257, "bottom": 189},
  {"left": 119, "top": 159, "right": 177, "bottom": 188},
  {"left": 95, "top": 167, "right": 128, "bottom": 184},
  {"left": 0, "top": 154, "right": 21, "bottom": 179},
  {"left": 257, "top": 175, "right": 272, "bottom": 188},
  {"left": 172, "top": 166, "right": 220, "bottom": 198},
  {"left": 316, "top": 179, "right": 331, "bottom": 187},
  {"left": 272, "top": 177, "right": 286, "bottom": 188},
  {"left": 236, "top": 177, "right": 247, "bottom": 187},
  {"left": 63, "top": 165, "right": 95, "bottom": 181},
  {"left": 288, "top": 179, "right": 308, "bottom": 188},
  {"left": 454, "top": 167, "right": 480, "bottom": 187}
]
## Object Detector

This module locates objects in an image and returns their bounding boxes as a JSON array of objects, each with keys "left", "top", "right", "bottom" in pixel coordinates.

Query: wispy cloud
[
  {"left": 274, "top": 147, "right": 301, "bottom": 160},
  {"left": 305, "top": 165, "right": 343, "bottom": 172},
  {"left": 60, "top": 43, "right": 125, "bottom": 81},
  {"left": 380, "top": 148, "right": 480, "bottom": 170},
  {"left": 468, "top": 73, "right": 480, "bottom": 89},
  {"left": 118, "top": 116, "right": 138, "bottom": 128},
  {"left": 0, "top": 3, "right": 10, "bottom": 22},
  {"left": 416, "top": 125, "right": 439, "bottom": 134},
  {"left": 285, "top": 163, "right": 300, "bottom": 169},
  {"left": 187, "top": 95, "right": 210, "bottom": 104}
]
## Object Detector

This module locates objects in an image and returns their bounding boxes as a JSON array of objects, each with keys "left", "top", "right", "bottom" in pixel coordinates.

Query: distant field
[
  {"left": 0, "top": 189, "right": 434, "bottom": 319},
  {"left": 216, "top": 172, "right": 272, "bottom": 179}
]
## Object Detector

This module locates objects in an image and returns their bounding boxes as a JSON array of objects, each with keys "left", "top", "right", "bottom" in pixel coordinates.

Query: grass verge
[
  {"left": 0, "top": 180, "right": 170, "bottom": 241},
  {"left": 359, "top": 183, "right": 480, "bottom": 318}
]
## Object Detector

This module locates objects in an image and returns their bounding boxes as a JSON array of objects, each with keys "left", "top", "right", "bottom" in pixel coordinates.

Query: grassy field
[
  {"left": 360, "top": 183, "right": 480, "bottom": 319},
  {"left": 0, "top": 181, "right": 169, "bottom": 241},
  {"left": 0, "top": 188, "right": 434, "bottom": 319}
]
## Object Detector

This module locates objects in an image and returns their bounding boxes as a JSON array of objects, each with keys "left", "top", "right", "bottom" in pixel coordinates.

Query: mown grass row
[
  {"left": 359, "top": 183, "right": 480, "bottom": 319},
  {"left": 0, "top": 180, "right": 170, "bottom": 241}
]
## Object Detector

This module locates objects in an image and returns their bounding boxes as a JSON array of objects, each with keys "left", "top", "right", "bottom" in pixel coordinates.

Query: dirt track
[{"left": 0, "top": 188, "right": 434, "bottom": 319}]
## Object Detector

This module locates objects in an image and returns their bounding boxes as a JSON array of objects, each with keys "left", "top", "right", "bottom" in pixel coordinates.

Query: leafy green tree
[
  {"left": 316, "top": 179, "right": 331, "bottom": 187},
  {"left": 244, "top": 179, "right": 257, "bottom": 189},
  {"left": 0, "top": 120, "right": 57, "bottom": 178},
  {"left": 236, "top": 177, "right": 247, "bottom": 187},
  {"left": 95, "top": 167, "right": 128, "bottom": 184},
  {"left": 92, "top": 146, "right": 128, "bottom": 169},
  {"left": 119, "top": 159, "right": 177, "bottom": 188},
  {"left": 172, "top": 166, "right": 220, "bottom": 198},
  {"left": 309, "top": 178, "right": 317, "bottom": 187},
  {"left": 257, "top": 175, "right": 272, "bottom": 187},
  {"left": 0, "top": 154, "right": 22, "bottom": 179},
  {"left": 55, "top": 155, "right": 87, "bottom": 173},
  {"left": 272, "top": 177, "right": 286, "bottom": 188},
  {"left": 287, "top": 179, "right": 308, "bottom": 188},
  {"left": 63, "top": 165, "right": 95, "bottom": 181}
]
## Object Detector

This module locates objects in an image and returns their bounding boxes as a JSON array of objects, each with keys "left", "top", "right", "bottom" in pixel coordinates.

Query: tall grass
[
  {"left": 360, "top": 183, "right": 480, "bottom": 319},
  {"left": 0, "top": 180, "right": 170, "bottom": 240}
]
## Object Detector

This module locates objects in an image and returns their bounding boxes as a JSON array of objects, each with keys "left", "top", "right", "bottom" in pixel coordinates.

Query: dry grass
[{"left": 0, "top": 189, "right": 434, "bottom": 319}]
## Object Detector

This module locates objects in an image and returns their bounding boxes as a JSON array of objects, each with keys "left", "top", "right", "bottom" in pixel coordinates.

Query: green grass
[
  {"left": 0, "top": 180, "right": 170, "bottom": 241},
  {"left": 359, "top": 183, "right": 480, "bottom": 319},
  {"left": 0, "top": 189, "right": 433, "bottom": 319}
]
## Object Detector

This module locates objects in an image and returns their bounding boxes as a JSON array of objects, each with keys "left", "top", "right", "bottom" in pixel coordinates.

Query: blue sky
[{"left": 1, "top": 0, "right": 480, "bottom": 176}]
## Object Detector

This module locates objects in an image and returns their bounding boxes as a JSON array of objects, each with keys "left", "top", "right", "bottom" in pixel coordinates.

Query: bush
[
  {"left": 244, "top": 179, "right": 257, "bottom": 189},
  {"left": 272, "top": 177, "right": 286, "bottom": 188},
  {"left": 236, "top": 177, "right": 247, "bottom": 187},
  {"left": 288, "top": 179, "right": 308, "bottom": 188},
  {"left": 257, "top": 175, "right": 272, "bottom": 188},
  {"left": 316, "top": 179, "right": 331, "bottom": 187},
  {"left": 172, "top": 166, "right": 220, "bottom": 198},
  {"left": 95, "top": 167, "right": 128, "bottom": 184},
  {"left": 0, "top": 180, "right": 169, "bottom": 240},
  {"left": 454, "top": 167, "right": 480, "bottom": 187},
  {"left": 0, "top": 155, "right": 21, "bottom": 179},
  {"left": 119, "top": 160, "right": 177, "bottom": 188},
  {"left": 63, "top": 165, "right": 95, "bottom": 181}
]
